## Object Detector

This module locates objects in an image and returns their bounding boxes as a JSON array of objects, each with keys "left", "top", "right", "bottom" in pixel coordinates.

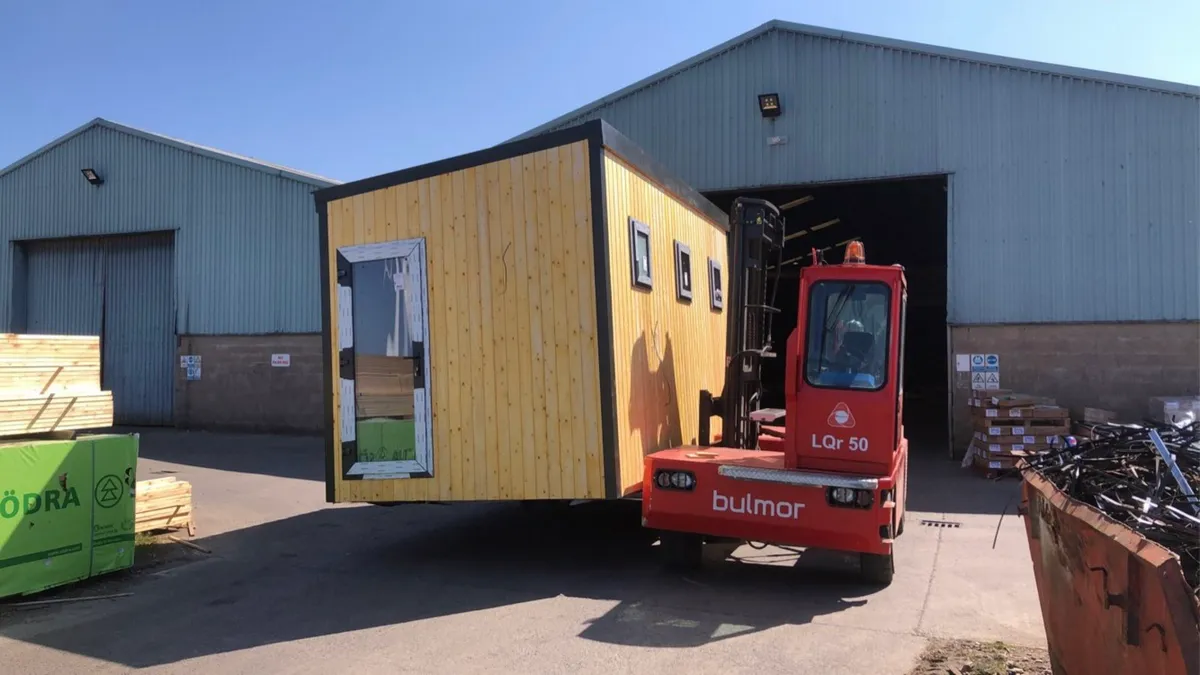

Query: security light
[
  {"left": 758, "top": 93, "right": 782, "bottom": 118},
  {"left": 81, "top": 168, "right": 103, "bottom": 185}
]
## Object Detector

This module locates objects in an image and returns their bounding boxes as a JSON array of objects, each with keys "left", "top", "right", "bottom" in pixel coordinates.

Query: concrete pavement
[{"left": 0, "top": 429, "right": 1046, "bottom": 674}]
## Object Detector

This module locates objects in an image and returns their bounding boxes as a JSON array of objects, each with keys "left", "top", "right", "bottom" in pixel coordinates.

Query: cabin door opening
[{"left": 336, "top": 237, "right": 433, "bottom": 479}]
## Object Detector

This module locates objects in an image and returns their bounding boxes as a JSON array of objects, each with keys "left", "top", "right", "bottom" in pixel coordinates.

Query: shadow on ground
[
  {"left": 115, "top": 426, "right": 323, "bottom": 482},
  {"left": 2, "top": 499, "right": 878, "bottom": 667}
]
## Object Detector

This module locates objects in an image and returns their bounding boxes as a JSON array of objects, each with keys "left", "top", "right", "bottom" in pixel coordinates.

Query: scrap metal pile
[{"left": 1023, "top": 421, "right": 1200, "bottom": 596}]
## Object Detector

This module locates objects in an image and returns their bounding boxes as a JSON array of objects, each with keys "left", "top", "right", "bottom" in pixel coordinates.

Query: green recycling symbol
[{"left": 95, "top": 474, "right": 123, "bottom": 509}]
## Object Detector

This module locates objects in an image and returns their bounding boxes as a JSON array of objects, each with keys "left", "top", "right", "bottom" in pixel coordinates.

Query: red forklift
[{"left": 642, "top": 197, "right": 909, "bottom": 585}]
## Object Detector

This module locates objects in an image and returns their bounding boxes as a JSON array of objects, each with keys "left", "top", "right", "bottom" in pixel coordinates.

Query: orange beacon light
[{"left": 844, "top": 240, "right": 865, "bottom": 264}]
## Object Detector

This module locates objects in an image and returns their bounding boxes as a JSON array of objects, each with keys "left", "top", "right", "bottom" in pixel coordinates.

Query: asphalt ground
[{"left": 0, "top": 428, "right": 1046, "bottom": 674}]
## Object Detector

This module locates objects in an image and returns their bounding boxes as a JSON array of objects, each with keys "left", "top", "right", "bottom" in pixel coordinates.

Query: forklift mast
[{"left": 699, "top": 197, "right": 784, "bottom": 449}]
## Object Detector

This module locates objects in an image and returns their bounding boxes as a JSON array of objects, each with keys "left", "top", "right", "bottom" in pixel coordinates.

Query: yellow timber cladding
[
  {"left": 318, "top": 121, "right": 730, "bottom": 503},
  {"left": 325, "top": 140, "right": 604, "bottom": 502},
  {"left": 602, "top": 151, "right": 728, "bottom": 494}
]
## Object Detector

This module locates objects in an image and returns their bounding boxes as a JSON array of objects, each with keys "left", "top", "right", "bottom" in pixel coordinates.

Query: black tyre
[
  {"left": 860, "top": 551, "right": 895, "bottom": 586},
  {"left": 660, "top": 531, "right": 703, "bottom": 571}
]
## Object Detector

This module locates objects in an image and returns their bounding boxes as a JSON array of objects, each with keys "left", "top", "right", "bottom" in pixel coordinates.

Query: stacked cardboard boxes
[
  {"left": 966, "top": 391, "right": 1069, "bottom": 476},
  {"left": 1148, "top": 396, "right": 1200, "bottom": 428}
]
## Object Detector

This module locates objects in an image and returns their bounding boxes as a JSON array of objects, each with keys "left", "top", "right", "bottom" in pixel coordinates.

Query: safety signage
[{"left": 827, "top": 402, "right": 856, "bottom": 428}]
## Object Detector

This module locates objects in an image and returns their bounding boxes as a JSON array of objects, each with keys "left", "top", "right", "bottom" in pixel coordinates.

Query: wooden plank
[
  {"left": 354, "top": 395, "right": 414, "bottom": 418},
  {"left": 484, "top": 160, "right": 509, "bottom": 499},
  {"left": 0, "top": 392, "right": 113, "bottom": 437},
  {"left": 556, "top": 145, "right": 586, "bottom": 497},
  {"left": 467, "top": 167, "right": 496, "bottom": 500},
  {"left": 572, "top": 143, "right": 603, "bottom": 499},
  {"left": 0, "top": 365, "right": 101, "bottom": 395},
  {"left": 495, "top": 159, "right": 520, "bottom": 499},
  {"left": 510, "top": 157, "right": 538, "bottom": 501},
  {"left": 534, "top": 150, "right": 561, "bottom": 498},
  {"left": 442, "top": 173, "right": 467, "bottom": 500}
]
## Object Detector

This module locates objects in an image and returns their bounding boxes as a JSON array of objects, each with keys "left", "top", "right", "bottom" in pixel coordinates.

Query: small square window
[
  {"left": 674, "top": 240, "right": 693, "bottom": 301},
  {"left": 629, "top": 217, "right": 652, "bottom": 289},
  {"left": 708, "top": 258, "right": 723, "bottom": 311}
]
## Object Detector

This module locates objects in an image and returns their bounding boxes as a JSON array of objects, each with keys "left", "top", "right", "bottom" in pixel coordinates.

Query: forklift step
[{"left": 749, "top": 408, "right": 786, "bottom": 422}]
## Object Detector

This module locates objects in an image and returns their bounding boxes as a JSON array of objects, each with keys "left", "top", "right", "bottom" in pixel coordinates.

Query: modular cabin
[{"left": 315, "top": 120, "right": 729, "bottom": 504}]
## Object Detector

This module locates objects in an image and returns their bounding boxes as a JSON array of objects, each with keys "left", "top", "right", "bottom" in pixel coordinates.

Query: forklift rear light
[
  {"left": 654, "top": 469, "right": 696, "bottom": 491},
  {"left": 826, "top": 486, "right": 874, "bottom": 509}
]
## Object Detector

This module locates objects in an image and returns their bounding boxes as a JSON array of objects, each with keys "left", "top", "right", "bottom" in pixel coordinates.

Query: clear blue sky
[{"left": 2, "top": 0, "right": 1196, "bottom": 183}]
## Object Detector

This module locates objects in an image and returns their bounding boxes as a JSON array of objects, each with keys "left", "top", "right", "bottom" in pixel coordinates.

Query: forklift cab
[{"left": 784, "top": 242, "right": 907, "bottom": 477}]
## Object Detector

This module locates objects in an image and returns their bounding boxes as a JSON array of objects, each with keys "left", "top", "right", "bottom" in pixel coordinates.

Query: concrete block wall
[
  {"left": 948, "top": 321, "right": 1200, "bottom": 454},
  {"left": 174, "top": 334, "right": 323, "bottom": 434}
]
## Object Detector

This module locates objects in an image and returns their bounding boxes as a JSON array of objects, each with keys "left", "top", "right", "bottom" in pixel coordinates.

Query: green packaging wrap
[{"left": 0, "top": 434, "right": 138, "bottom": 598}]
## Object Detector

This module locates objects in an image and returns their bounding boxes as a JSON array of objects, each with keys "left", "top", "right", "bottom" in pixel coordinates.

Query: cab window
[{"left": 804, "top": 281, "right": 891, "bottom": 391}]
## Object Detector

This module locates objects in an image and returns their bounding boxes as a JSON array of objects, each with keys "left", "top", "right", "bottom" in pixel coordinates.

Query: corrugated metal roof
[
  {"left": 0, "top": 121, "right": 329, "bottom": 335},
  {"left": 0, "top": 117, "right": 341, "bottom": 187},
  {"left": 513, "top": 19, "right": 1199, "bottom": 141},
  {"left": 507, "top": 24, "right": 1200, "bottom": 325}
]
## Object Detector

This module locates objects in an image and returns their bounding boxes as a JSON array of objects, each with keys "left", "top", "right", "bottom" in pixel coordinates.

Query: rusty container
[{"left": 1019, "top": 464, "right": 1199, "bottom": 675}]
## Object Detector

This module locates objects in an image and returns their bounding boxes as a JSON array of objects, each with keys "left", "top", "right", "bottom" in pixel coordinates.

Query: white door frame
[{"left": 336, "top": 238, "right": 433, "bottom": 479}]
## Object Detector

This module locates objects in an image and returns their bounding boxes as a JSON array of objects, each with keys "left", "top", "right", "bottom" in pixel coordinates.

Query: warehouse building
[
  {"left": 512, "top": 20, "right": 1200, "bottom": 452},
  {"left": 0, "top": 118, "right": 339, "bottom": 432}
]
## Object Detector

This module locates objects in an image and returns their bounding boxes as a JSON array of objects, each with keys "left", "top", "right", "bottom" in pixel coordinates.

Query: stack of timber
[
  {"left": 966, "top": 390, "right": 1069, "bottom": 478},
  {"left": 135, "top": 477, "right": 196, "bottom": 536},
  {"left": 0, "top": 334, "right": 113, "bottom": 438}
]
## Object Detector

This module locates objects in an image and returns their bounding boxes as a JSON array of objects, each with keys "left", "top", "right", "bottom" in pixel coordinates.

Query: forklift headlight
[
  {"left": 654, "top": 470, "right": 696, "bottom": 491},
  {"left": 830, "top": 487, "right": 856, "bottom": 504}
]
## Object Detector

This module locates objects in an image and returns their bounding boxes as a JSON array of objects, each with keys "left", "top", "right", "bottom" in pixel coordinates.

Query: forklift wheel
[
  {"left": 660, "top": 531, "right": 703, "bottom": 571},
  {"left": 860, "top": 551, "right": 895, "bottom": 586}
]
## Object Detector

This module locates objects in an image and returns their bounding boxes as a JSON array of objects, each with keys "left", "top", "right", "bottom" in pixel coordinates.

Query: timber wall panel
[
  {"left": 325, "top": 141, "right": 604, "bottom": 502},
  {"left": 602, "top": 151, "right": 729, "bottom": 494}
]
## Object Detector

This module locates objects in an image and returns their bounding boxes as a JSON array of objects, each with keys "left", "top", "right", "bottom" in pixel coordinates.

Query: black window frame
[
  {"left": 708, "top": 257, "right": 723, "bottom": 311},
  {"left": 629, "top": 217, "right": 652, "bottom": 290},
  {"left": 674, "top": 240, "right": 693, "bottom": 302},
  {"left": 802, "top": 280, "right": 892, "bottom": 392}
]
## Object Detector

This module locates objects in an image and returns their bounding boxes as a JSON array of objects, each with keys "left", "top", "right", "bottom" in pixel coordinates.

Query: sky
[{"left": 1, "top": 0, "right": 1196, "bottom": 183}]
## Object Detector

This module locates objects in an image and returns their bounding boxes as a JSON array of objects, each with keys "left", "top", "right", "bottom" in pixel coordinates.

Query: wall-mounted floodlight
[
  {"left": 81, "top": 168, "right": 103, "bottom": 185},
  {"left": 758, "top": 93, "right": 782, "bottom": 118}
]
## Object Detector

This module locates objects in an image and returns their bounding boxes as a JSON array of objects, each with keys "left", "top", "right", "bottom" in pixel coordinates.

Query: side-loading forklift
[{"left": 641, "top": 197, "right": 909, "bottom": 585}]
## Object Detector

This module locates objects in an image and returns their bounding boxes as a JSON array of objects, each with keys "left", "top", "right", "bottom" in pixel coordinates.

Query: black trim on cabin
[
  {"left": 312, "top": 119, "right": 726, "bottom": 233},
  {"left": 588, "top": 137, "right": 621, "bottom": 500},
  {"left": 317, "top": 203, "right": 336, "bottom": 502},
  {"left": 312, "top": 117, "right": 727, "bottom": 502}
]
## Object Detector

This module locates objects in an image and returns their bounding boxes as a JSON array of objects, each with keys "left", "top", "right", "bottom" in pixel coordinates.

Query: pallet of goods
[
  {"left": 1070, "top": 407, "right": 1118, "bottom": 438},
  {"left": 0, "top": 334, "right": 114, "bottom": 437},
  {"left": 965, "top": 390, "right": 1068, "bottom": 478},
  {"left": 135, "top": 477, "right": 196, "bottom": 537}
]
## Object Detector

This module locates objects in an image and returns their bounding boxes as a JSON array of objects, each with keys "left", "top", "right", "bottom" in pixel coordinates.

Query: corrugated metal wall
[
  {"left": 0, "top": 124, "right": 328, "bottom": 334},
  {"left": 22, "top": 234, "right": 175, "bottom": 425},
  {"left": 526, "top": 29, "right": 1200, "bottom": 324}
]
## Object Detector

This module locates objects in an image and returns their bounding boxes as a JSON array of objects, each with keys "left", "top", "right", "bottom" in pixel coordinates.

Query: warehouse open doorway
[{"left": 706, "top": 175, "right": 950, "bottom": 452}]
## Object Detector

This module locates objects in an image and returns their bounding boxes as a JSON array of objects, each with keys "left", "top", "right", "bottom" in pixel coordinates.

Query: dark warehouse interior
[{"left": 705, "top": 175, "right": 950, "bottom": 450}]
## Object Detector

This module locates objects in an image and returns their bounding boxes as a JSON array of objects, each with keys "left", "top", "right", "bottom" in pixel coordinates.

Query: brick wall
[
  {"left": 174, "top": 334, "right": 323, "bottom": 434},
  {"left": 948, "top": 321, "right": 1200, "bottom": 454}
]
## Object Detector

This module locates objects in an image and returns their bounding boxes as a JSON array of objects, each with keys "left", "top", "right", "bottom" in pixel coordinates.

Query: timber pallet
[{"left": 135, "top": 477, "right": 196, "bottom": 537}]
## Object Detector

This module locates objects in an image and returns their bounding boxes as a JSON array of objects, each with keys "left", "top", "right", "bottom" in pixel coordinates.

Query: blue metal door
[{"left": 24, "top": 233, "right": 175, "bottom": 425}]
